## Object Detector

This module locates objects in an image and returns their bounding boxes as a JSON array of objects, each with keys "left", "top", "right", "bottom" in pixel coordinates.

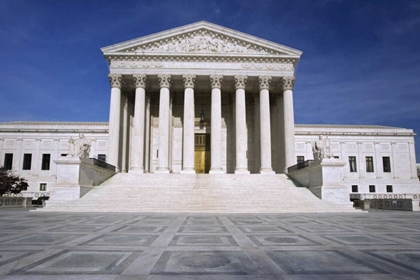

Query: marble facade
[{"left": 0, "top": 21, "right": 419, "bottom": 204}]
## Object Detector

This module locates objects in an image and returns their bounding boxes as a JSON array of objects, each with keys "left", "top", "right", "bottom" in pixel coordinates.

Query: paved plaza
[{"left": 0, "top": 210, "right": 420, "bottom": 279}]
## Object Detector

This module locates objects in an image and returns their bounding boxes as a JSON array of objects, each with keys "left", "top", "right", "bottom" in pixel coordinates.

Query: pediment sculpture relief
[{"left": 135, "top": 30, "right": 274, "bottom": 54}]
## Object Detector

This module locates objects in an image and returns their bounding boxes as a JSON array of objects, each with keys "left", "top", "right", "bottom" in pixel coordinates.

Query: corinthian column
[
  {"left": 130, "top": 74, "right": 147, "bottom": 173},
  {"left": 234, "top": 75, "right": 249, "bottom": 174},
  {"left": 107, "top": 73, "right": 123, "bottom": 171},
  {"left": 156, "top": 74, "right": 171, "bottom": 173},
  {"left": 281, "top": 76, "right": 296, "bottom": 172},
  {"left": 181, "top": 74, "right": 196, "bottom": 174},
  {"left": 209, "top": 75, "right": 224, "bottom": 174},
  {"left": 259, "top": 76, "right": 274, "bottom": 174}
]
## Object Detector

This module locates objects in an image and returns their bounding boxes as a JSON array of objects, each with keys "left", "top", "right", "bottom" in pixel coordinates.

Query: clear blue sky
[{"left": 0, "top": 0, "right": 419, "bottom": 159}]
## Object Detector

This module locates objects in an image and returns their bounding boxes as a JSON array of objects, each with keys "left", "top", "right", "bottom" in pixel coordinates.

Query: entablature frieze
[{"left": 106, "top": 56, "right": 297, "bottom": 71}]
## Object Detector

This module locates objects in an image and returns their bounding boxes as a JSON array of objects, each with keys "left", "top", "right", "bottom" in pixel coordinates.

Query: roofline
[{"left": 100, "top": 21, "right": 302, "bottom": 56}]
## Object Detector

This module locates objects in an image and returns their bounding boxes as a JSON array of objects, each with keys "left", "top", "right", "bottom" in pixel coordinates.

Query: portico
[{"left": 102, "top": 21, "right": 302, "bottom": 174}]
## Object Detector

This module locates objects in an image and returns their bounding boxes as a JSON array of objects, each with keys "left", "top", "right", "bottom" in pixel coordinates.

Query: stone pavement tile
[
  {"left": 17, "top": 250, "right": 141, "bottom": 275},
  {"left": 169, "top": 235, "right": 238, "bottom": 246},
  {"left": 46, "top": 225, "right": 108, "bottom": 233},
  {"left": 248, "top": 234, "right": 320, "bottom": 247},
  {"left": 81, "top": 234, "right": 159, "bottom": 247},
  {"left": 363, "top": 250, "right": 420, "bottom": 274},
  {"left": 265, "top": 250, "right": 386, "bottom": 275},
  {"left": 113, "top": 225, "right": 168, "bottom": 234},
  {"left": 318, "top": 234, "right": 400, "bottom": 245},
  {"left": 237, "top": 225, "right": 290, "bottom": 234},
  {"left": 178, "top": 226, "right": 229, "bottom": 233},
  {"left": 1, "top": 234, "right": 84, "bottom": 246},
  {"left": 150, "top": 251, "right": 257, "bottom": 276}
]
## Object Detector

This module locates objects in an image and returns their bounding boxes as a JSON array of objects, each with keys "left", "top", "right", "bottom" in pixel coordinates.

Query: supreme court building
[
  {"left": 104, "top": 21, "right": 300, "bottom": 175},
  {"left": 0, "top": 21, "right": 419, "bottom": 210}
]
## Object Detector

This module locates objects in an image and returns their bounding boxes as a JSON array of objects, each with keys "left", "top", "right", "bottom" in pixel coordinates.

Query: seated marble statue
[
  {"left": 312, "top": 135, "right": 332, "bottom": 160},
  {"left": 68, "top": 133, "right": 91, "bottom": 159}
]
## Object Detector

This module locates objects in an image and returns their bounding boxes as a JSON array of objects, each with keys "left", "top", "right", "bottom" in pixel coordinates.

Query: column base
[
  {"left": 209, "top": 168, "right": 224, "bottom": 174},
  {"left": 181, "top": 168, "right": 196, "bottom": 174},
  {"left": 155, "top": 168, "right": 170, "bottom": 174},
  {"left": 260, "top": 168, "right": 275, "bottom": 175},
  {"left": 129, "top": 168, "right": 144, "bottom": 174},
  {"left": 235, "top": 168, "right": 250, "bottom": 174}
]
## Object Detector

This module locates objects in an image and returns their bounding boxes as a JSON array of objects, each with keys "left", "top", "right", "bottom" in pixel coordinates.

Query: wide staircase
[{"left": 40, "top": 173, "right": 358, "bottom": 213}]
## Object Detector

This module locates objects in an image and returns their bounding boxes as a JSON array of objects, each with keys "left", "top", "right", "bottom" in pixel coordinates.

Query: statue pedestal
[
  {"left": 46, "top": 156, "right": 115, "bottom": 207},
  {"left": 288, "top": 158, "right": 352, "bottom": 206}
]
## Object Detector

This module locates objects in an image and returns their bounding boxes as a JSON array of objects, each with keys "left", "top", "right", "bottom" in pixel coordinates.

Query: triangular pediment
[{"left": 101, "top": 21, "right": 302, "bottom": 57}]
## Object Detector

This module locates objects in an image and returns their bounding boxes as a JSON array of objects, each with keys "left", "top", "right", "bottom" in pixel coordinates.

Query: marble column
[
  {"left": 209, "top": 75, "right": 224, "bottom": 174},
  {"left": 253, "top": 94, "right": 260, "bottom": 173},
  {"left": 276, "top": 94, "right": 285, "bottom": 172},
  {"left": 258, "top": 76, "right": 274, "bottom": 174},
  {"left": 145, "top": 95, "right": 151, "bottom": 172},
  {"left": 130, "top": 74, "right": 147, "bottom": 173},
  {"left": 156, "top": 74, "right": 171, "bottom": 173},
  {"left": 181, "top": 74, "right": 196, "bottom": 174},
  {"left": 107, "top": 73, "right": 123, "bottom": 171},
  {"left": 282, "top": 76, "right": 296, "bottom": 172},
  {"left": 121, "top": 95, "right": 128, "bottom": 172},
  {"left": 234, "top": 75, "right": 249, "bottom": 174}
]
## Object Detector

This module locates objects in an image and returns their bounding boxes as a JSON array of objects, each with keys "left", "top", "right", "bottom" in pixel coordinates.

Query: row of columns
[{"left": 107, "top": 73, "right": 296, "bottom": 174}]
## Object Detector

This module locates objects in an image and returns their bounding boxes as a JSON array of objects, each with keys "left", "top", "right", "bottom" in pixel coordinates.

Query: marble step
[{"left": 40, "top": 173, "right": 358, "bottom": 213}]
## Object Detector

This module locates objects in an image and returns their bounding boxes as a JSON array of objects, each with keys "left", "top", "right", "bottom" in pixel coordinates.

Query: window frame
[
  {"left": 366, "top": 156, "right": 374, "bottom": 173},
  {"left": 349, "top": 156, "right": 357, "bottom": 172},
  {"left": 383, "top": 156, "right": 391, "bottom": 173},
  {"left": 3, "top": 153, "right": 13, "bottom": 170},
  {"left": 351, "top": 185, "right": 358, "bottom": 193},
  {"left": 39, "top": 183, "right": 47, "bottom": 191},
  {"left": 41, "top": 154, "right": 51, "bottom": 171},
  {"left": 386, "top": 185, "right": 393, "bottom": 193},
  {"left": 369, "top": 185, "right": 376, "bottom": 193},
  {"left": 22, "top": 153, "right": 32, "bottom": 170}
]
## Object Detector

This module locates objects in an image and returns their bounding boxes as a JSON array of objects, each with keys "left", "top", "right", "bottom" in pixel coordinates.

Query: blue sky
[{"left": 0, "top": 0, "right": 419, "bottom": 159}]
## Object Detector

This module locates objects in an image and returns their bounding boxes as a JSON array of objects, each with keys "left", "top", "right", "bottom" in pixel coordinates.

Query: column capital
[
  {"left": 281, "top": 76, "right": 295, "bottom": 91},
  {"left": 108, "top": 73, "right": 123, "bottom": 88},
  {"left": 133, "top": 74, "right": 147, "bottom": 88},
  {"left": 210, "top": 75, "right": 223, "bottom": 89},
  {"left": 158, "top": 74, "right": 171, "bottom": 89},
  {"left": 258, "top": 75, "right": 272, "bottom": 90},
  {"left": 182, "top": 74, "right": 196, "bottom": 89},
  {"left": 234, "top": 75, "right": 247, "bottom": 89}
]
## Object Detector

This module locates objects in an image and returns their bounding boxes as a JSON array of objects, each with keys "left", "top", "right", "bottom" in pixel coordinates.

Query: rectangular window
[
  {"left": 22, "top": 154, "right": 32, "bottom": 170},
  {"left": 3, "top": 153, "right": 13, "bottom": 170},
  {"left": 349, "top": 156, "right": 357, "bottom": 172},
  {"left": 40, "top": 183, "right": 47, "bottom": 191},
  {"left": 297, "top": 156, "right": 305, "bottom": 164},
  {"left": 41, "top": 154, "right": 51, "bottom": 170},
  {"left": 352, "top": 185, "right": 358, "bottom": 192},
  {"left": 333, "top": 156, "right": 339, "bottom": 159},
  {"left": 366, "top": 156, "right": 374, "bottom": 172},
  {"left": 369, "top": 185, "right": 375, "bottom": 193},
  {"left": 98, "top": 154, "right": 106, "bottom": 162},
  {"left": 61, "top": 154, "right": 68, "bottom": 157},
  {"left": 387, "top": 185, "right": 393, "bottom": 193},
  {"left": 383, "top": 157, "right": 391, "bottom": 173}
]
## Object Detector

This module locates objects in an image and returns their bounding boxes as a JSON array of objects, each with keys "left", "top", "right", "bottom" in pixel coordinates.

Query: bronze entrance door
[{"left": 194, "top": 134, "right": 210, "bottom": 174}]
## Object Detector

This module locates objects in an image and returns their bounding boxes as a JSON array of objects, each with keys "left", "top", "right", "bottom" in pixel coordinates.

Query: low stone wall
[{"left": 0, "top": 197, "right": 32, "bottom": 208}]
